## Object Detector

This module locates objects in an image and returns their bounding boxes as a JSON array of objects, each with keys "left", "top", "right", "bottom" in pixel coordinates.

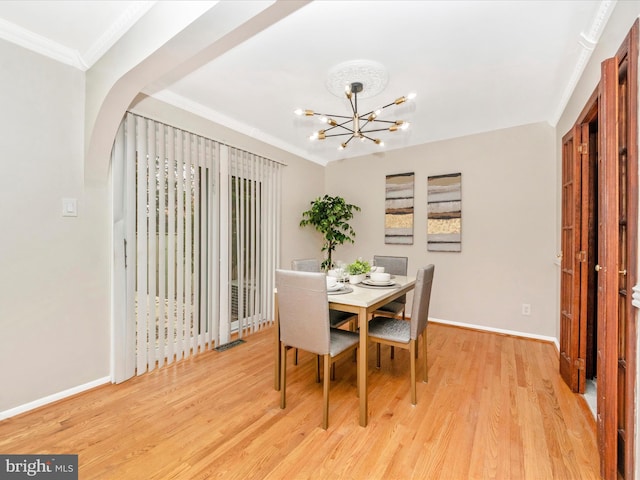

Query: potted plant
[
  {"left": 346, "top": 258, "right": 370, "bottom": 284},
  {"left": 300, "top": 194, "right": 361, "bottom": 270}
]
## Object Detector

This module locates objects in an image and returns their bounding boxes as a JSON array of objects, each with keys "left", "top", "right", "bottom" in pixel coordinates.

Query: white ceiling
[{"left": 0, "top": 0, "right": 615, "bottom": 165}]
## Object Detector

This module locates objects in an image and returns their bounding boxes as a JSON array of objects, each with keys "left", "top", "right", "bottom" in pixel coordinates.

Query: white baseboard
[
  {"left": 0, "top": 376, "right": 111, "bottom": 421},
  {"left": 430, "top": 317, "right": 560, "bottom": 350}
]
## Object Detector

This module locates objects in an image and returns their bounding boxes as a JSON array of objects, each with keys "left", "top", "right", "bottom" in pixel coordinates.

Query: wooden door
[
  {"left": 597, "top": 54, "right": 620, "bottom": 480},
  {"left": 616, "top": 24, "right": 639, "bottom": 478},
  {"left": 559, "top": 125, "right": 588, "bottom": 393},
  {"left": 597, "top": 20, "right": 638, "bottom": 478}
]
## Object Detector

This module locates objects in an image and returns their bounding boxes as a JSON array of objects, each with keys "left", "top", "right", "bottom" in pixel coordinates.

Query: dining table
[{"left": 273, "top": 274, "right": 416, "bottom": 427}]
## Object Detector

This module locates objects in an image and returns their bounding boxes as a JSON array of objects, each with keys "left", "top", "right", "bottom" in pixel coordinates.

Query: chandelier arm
[
  {"left": 359, "top": 133, "right": 381, "bottom": 143},
  {"left": 324, "top": 132, "right": 357, "bottom": 138},
  {"left": 356, "top": 102, "right": 396, "bottom": 119},
  {"left": 314, "top": 113, "right": 353, "bottom": 120},
  {"left": 363, "top": 119, "right": 399, "bottom": 125},
  {"left": 379, "top": 100, "right": 399, "bottom": 110},
  {"left": 322, "top": 123, "right": 355, "bottom": 134},
  {"left": 361, "top": 128, "right": 394, "bottom": 134}
]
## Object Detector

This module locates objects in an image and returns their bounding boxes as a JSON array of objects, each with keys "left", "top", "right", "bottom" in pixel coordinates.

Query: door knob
[{"left": 595, "top": 264, "right": 602, "bottom": 272}]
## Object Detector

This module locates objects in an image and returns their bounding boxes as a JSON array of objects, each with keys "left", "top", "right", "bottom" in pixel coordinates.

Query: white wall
[
  {"left": 0, "top": 40, "right": 111, "bottom": 413},
  {"left": 326, "top": 122, "right": 557, "bottom": 339}
]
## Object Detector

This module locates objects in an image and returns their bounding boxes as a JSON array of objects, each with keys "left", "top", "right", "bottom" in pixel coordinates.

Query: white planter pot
[{"left": 349, "top": 274, "right": 366, "bottom": 284}]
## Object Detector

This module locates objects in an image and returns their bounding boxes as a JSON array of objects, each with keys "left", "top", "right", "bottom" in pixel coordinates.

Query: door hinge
[
  {"left": 578, "top": 143, "right": 588, "bottom": 154},
  {"left": 577, "top": 250, "right": 587, "bottom": 262},
  {"left": 575, "top": 358, "right": 585, "bottom": 370}
]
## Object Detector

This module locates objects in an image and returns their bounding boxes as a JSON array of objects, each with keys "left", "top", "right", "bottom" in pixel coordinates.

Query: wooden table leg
[
  {"left": 274, "top": 293, "right": 281, "bottom": 391},
  {"left": 358, "top": 306, "right": 368, "bottom": 427}
]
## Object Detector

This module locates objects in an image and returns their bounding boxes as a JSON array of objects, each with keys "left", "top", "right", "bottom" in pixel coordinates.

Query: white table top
[{"left": 327, "top": 275, "right": 415, "bottom": 308}]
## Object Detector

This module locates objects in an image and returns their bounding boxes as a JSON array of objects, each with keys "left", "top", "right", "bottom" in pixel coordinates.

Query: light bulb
[{"left": 407, "top": 92, "right": 417, "bottom": 100}]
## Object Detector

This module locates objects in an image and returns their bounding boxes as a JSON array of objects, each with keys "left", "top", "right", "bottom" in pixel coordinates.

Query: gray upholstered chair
[
  {"left": 276, "top": 269, "right": 359, "bottom": 429},
  {"left": 372, "top": 255, "right": 409, "bottom": 320},
  {"left": 368, "top": 264, "right": 434, "bottom": 405},
  {"left": 291, "top": 259, "right": 356, "bottom": 330},
  {"left": 291, "top": 258, "right": 321, "bottom": 272},
  {"left": 372, "top": 255, "right": 409, "bottom": 359}
]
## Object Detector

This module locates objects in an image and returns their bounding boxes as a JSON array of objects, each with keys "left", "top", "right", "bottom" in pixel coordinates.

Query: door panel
[
  {"left": 597, "top": 55, "right": 619, "bottom": 480},
  {"left": 559, "top": 125, "right": 587, "bottom": 392}
]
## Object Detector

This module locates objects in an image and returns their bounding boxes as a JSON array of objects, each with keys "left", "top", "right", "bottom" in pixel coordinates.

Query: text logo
[{"left": 0, "top": 455, "right": 77, "bottom": 479}]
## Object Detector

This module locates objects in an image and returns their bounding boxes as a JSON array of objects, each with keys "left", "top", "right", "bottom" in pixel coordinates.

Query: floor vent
[{"left": 214, "top": 339, "right": 246, "bottom": 352}]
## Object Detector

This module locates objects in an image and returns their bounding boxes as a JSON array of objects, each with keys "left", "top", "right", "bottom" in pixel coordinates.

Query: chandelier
[{"left": 295, "top": 81, "right": 416, "bottom": 150}]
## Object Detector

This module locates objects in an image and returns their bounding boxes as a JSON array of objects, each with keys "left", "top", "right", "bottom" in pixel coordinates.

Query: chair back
[
  {"left": 291, "top": 258, "right": 321, "bottom": 272},
  {"left": 276, "top": 269, "right": 330, "bottom": 355},
  {"left": 373, "top": 255, "right": 408, "bottom": 276},
  {"left": 410, "top": 265, "right": 435, "bottom": 340},
  {"left": 374, "top": 255, "right": 409, "bottom": 305}
]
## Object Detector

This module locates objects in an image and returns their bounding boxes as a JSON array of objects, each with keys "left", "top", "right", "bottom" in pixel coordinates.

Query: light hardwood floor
[{"left": 0, "top": 323, "right": 600, "bottom": 479}]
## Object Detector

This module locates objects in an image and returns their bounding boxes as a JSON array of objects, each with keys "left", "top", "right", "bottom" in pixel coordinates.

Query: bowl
[
  {"left": 370, "top": 272, "right": 391, "bottom": 282},
  {"left": 326, "top": 276, "right": 338, "bottom": 288}
]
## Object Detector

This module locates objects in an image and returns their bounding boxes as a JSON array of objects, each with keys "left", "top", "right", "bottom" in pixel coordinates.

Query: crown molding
[
  {"left": 83, "top": 1, "right": 156, "bottom": 69},
  {"left": 0, "top": 16, "right": 85, "bottom": 69},
  {"left": 0, "top": 1, "right": 155, "bottom": 71},
  {"left": 145, "top": 89, "right": 329, "bottom": 166},
  {"left": 550, "top": 0, "right": 617, "bottom": 126}
]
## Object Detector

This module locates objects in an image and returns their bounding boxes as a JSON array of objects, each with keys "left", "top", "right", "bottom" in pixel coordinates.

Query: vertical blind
[
  {"left": 229, "top": 147, "right": 282, "bottom": 337},
  {"left": 119, "top": 112, "right": 281, "bottom": 376}
]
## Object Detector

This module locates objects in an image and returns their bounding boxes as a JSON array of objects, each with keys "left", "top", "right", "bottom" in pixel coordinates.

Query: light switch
[{"left": 62, "top": 198, "right": 77, "bottom": 217}]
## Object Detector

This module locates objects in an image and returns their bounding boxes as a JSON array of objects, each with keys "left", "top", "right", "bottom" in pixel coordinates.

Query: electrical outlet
[{"left": 522, "top": 303, "right": 531, "bottom": 316}]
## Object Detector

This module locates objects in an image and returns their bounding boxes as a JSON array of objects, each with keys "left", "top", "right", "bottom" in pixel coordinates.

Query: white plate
[
  {"left": 362, "top": 279, "right": 395, "bottom": 287},
  {"left": 327, "top": 284, "right": 343, "bottom": 292}
]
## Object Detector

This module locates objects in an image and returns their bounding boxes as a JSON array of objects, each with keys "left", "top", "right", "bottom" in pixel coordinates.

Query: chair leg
[
  {"left": 280, "top": 343, "right": 287, "bottom": 409},
  {"left": 331, "top": 362, "right": 336, "bottom": 380},
  {"left": 422, "top": 329, "right": 428, "bottom": 383},
  {"left": 322, "top": 354, "right": 330, "bottom": 429},
  {"left": 391, "top": 309, "right": 406, "bottom": 360},
  {"left": 410, "top": 340, "right": 417, "bottom": 405},
  {"left": 294, "top": 348, "right": 299, "bottom": 365},
  {"left": 316, "top": 355, "right": 321, "bottom": 383},
  {"left": 376, "top": 342, "right": 381, "bottom": 368}
]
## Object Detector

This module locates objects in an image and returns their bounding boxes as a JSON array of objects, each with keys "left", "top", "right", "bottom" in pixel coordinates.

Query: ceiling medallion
[
  {"left": 295, "top": 62, "right": 416, "bottom": 150},
  {"left": 325, "top": 60, "right": 389, "bottom": 99}
]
